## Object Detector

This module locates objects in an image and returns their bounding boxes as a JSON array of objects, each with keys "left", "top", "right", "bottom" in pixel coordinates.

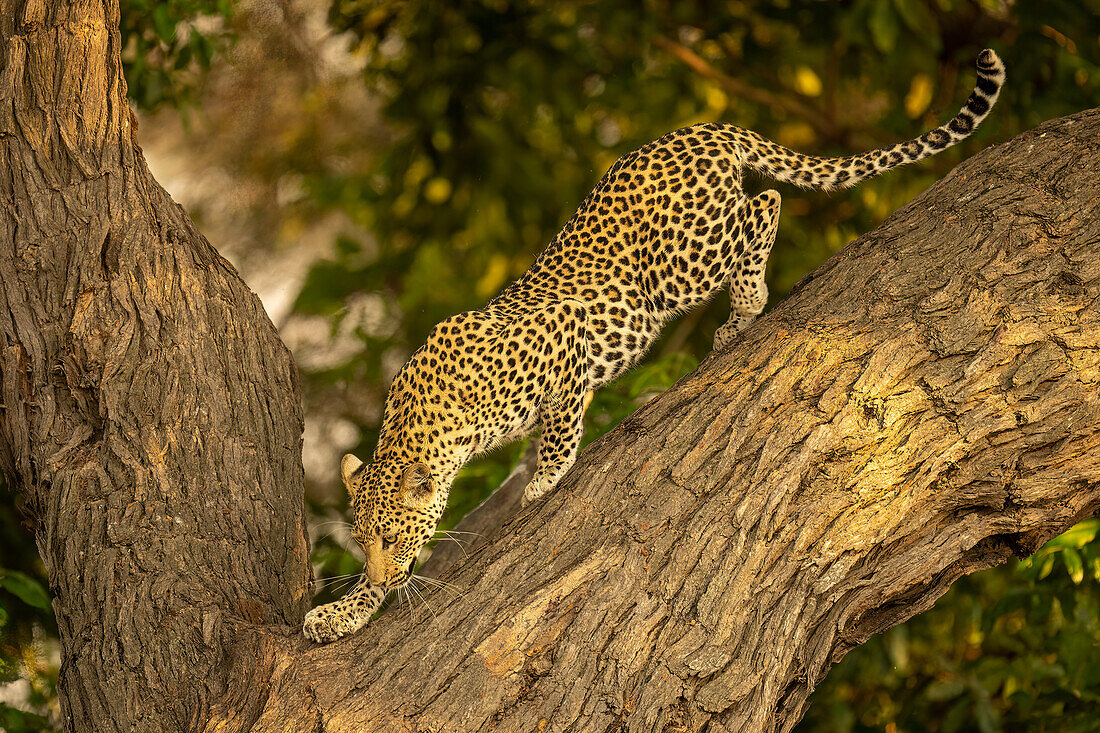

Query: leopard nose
[{"left": 366, "top": 566, "right": 386, "bottom": 586}]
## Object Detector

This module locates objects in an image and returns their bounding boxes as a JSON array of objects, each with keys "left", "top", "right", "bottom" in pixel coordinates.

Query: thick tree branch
[{"left": 219, "top": 109, "right": 1100, "bottom": 732}]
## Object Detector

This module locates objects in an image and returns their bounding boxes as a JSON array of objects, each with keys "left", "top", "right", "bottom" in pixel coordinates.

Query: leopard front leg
[
  {"left": 303, "top": 574, "right": 387, "bottom": 643},
  {"left": 519, "top": 301, "right": 590, "bottom": 507},
  {"left": 522, "top": 386, "right": 589, "bottom": 506},
  {"left": 713, "top": 189, "right": 781, "bottom": 351}
]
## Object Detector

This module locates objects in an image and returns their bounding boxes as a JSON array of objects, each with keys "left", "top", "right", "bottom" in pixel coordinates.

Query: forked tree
[{"left": 1, "top": 2, "right": 1098, "bottom": 731}]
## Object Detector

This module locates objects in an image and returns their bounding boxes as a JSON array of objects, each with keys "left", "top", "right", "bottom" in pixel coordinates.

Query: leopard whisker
[
  {"left": 430, "top": 534, "right": 470, "bottom": 558},
  {"left": 327, "top": 575, "right": 362, "bottom": 594},
  {"left": 407, "top": 578, "right": 439, "bottom": 624},
  {"left": 443, "top": 531, "right": 473, "bottom": 553},
  {"left": 311, "top": 520, "right": 353, "bottom": 530},
  {"left": 399, "top": 588, "right": 415, "bottom": 622},
  {"left": 308, "top": 572, "right": 358, "bottom": 589},
  {"left": 313, "top": 571, "right": 361, "bottom": 582},
  {"left": 412, "top": 574, "right": 465, "bottom": 598}
]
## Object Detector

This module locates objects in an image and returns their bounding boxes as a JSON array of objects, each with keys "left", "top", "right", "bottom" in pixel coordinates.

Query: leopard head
[{"left": 340, "top": 453, "right": 444, "bottom": 589}]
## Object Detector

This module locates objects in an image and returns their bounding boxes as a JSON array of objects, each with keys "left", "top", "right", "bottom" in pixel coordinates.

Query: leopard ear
[
  {"left": 400, "top": 462, "right": 434, "bottom": 509},
  {"left": 340, "top": 453, "right": 364, "bottom": 484}
]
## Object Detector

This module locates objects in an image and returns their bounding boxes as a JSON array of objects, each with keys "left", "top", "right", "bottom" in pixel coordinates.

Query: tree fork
[{"left": 2, "top": 2, "right": 1099, "bottom": 731}]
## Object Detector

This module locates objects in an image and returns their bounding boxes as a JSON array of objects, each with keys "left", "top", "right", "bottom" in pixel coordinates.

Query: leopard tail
[{"left": 736, "top": 49, "right": 1005, "bottom": 191}]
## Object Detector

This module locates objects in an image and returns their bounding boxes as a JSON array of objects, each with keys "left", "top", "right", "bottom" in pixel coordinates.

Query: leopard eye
[{"left": 381, "top": 533, "right": 398, "bottom": 550}]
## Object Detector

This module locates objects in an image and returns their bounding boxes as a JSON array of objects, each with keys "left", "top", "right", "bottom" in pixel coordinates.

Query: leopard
[{"left": 303, "top": 49, "right": 1004, "bottom": 643}]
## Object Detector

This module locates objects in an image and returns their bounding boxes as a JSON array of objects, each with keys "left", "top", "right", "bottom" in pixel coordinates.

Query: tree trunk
[
  {"left": 0, "top": 2, "right": 310, "bottom": 730},
  {"left": 2, "top": 4, "right": 1099, "bottom": 732}
]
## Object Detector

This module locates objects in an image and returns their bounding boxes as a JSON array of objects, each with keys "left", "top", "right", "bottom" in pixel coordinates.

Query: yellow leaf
[
  {"left": 279, "top": 216, "right": 304, "bottom": 242},
  {"left": 431, "top": 129, "right": 452, "bottom": 152},
  {"left": 777, "top": 121, "right": 815, "bottom": 149},
  {"left": 794, "top": 66, "right": 822, "bottom": 97},
  {"left": 392, "top": 191, "right": 416, "bottom": 218},
  {"left": 905, "top": 73, "right": 933, "bottom": 119},
  {"left": 704, "top": 84, "right": 728, "bottom": 111},
  {"left": 423, "top": 177, "right": 452, "bottom": 204},
  {"left": 403, "top": 157, "right": 432, "bottom": 188}
]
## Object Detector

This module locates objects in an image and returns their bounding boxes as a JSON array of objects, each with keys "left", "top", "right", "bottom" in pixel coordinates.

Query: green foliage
[
  {"left": 800, "top": 520, "right": 1100, "bottom": 732},
  {"left": 0, "top": 480, "right": 58, "bottom": 731},
  {"left": 0, "top": 703, "right": 54, "bottom": 733},
  {"left": 0, "top": 572, "right": 51, "bottom": 612},
  {"left": 120, "top": 0, "right": 236, "bottom": 109}
]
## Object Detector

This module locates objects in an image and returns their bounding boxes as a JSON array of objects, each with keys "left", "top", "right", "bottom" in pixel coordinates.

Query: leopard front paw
[
  {"left": 303, "top": 604, "right": 367, "bottom": 644},
  {"left": 712, "top": 320, "right": 743, "bottom": 351},
  {"left": 521, "top": 477, "right": 552, "bottom": 507}
]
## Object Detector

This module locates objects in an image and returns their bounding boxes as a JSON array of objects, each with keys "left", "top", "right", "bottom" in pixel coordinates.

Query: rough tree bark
[
  {"left": 0, "top": 2, "right": 310, "bottom": 731},
  {"left": 2, "top": 3, "right": 1099, "bottom": 732}
]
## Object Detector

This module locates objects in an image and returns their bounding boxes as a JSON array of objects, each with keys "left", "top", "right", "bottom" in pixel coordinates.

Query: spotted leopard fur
[{"left": 303, "top": 49, "right": 1004, "bottom": 643}]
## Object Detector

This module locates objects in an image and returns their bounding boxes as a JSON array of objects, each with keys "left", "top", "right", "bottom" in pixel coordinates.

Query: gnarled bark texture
[
  {"left": 2, "top": 2, "right": 1099, "bottom": 732},
  {"left": 0, "top": 2, "right": 310, "bottom": 731}
]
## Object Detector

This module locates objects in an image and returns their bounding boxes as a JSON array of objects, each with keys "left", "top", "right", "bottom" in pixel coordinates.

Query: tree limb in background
[{"left": 652, "top": 34, "right": 841, "bottom": 141}]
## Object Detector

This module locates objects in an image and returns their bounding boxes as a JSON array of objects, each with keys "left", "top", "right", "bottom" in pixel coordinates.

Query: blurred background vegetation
[{"left": 2, "top": 0, "right": 1099, "bottom": 730}]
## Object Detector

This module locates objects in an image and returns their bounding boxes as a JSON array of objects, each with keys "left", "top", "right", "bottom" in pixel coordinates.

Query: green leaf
[
  {"left": 942, "top": 696, "right": 972, "bottom": 733},
  {"left": 868, "top": 1, "right": 899, "bottom": 53},
  {"left": 195, "top": 32, "right": 215, "bottom": 69},
  {"left": 926, "top": 678, "right": 966, "bottom": 701},
  {"left": 1048, "top": 519, "right": 1099, "bottom": 550},
  {"left": 174, "top": 44, "right": 192, "bottom": 70},
  {"left": 151, "top": 5, "right": 175, "bottom": 43},
  {"left": 0, "top": 702, "right": 55, "bottom": 733},
  {"left": 0, "top": 571, "right": 51, "bottom": 610},
  {"left": 891, "top": 0, "right": 939, "bottom": 41},
  {"left": 974, "top": 691, "right": 1000, "bottom": 733},
  {"left": 1063, "top": 547, "right": 1085, "bottom": 584}
]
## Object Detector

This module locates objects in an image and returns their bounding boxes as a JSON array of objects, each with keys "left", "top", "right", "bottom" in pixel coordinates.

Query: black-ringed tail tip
[
  {"left": 911, "top": 47, "right": 1004, "bottom": 149},
  {"left": 740, "top": 47, "right": 1006, "bottom": 190},
  {"left": 954, "top": 48, "right": 1006, "bottom": 133}
]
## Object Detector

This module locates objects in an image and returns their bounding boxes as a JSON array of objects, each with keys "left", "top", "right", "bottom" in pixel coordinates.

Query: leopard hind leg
[{"left": 713, "top": 189, "right": 781, "bottom": 351}]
